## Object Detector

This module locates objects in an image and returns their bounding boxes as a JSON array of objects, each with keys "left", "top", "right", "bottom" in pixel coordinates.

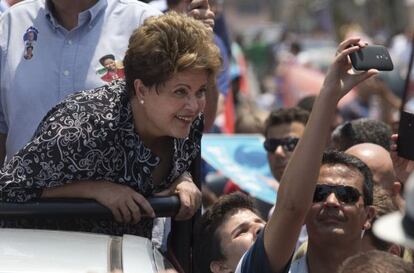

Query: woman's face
[
  {"left": 139, "top": 69, "right": 208, "bottom": 139},
  {"left": 103, "top": 58, "right": 117, "bottom": 71}
]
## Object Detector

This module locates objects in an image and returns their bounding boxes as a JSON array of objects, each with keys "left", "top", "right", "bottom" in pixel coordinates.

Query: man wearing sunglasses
[
  {"left": 194, "top": 38, "right": 378, "bottom": 273},
  {"left": 290, "top": 151, "right": 376, "bottom": 273},
  {"left": 263, "top": 107, "right": 309, "bottom": 182}
]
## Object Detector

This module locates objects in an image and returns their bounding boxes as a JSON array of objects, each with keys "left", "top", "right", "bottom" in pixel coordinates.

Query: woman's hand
[
  {"left": 390, "top": 134, "right": 414, "bottom": 184},
  {"left": 187, "top": 0, "right": 215, "bottom": 31},
  {"left": 93, "top": 182, "right": 155, "bottom": 224},
  {"left": 321, "top": 37, "right": 378, "bottom": 101},
  {"left": 155, "top": 172, "right": 201, "bottom": 220}
]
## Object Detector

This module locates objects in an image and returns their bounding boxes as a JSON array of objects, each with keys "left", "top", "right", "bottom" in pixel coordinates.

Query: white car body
[{"left": 0, "top": 228, "right": 172, "bottom": 273}]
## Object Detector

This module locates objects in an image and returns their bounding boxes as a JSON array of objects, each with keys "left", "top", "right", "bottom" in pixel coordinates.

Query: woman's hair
[{"left": 123, "top": 12, "right": 222, "bottom": 96}]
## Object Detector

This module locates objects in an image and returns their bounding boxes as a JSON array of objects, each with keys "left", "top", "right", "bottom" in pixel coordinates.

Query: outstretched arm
[{"left": 263, "top": 38, "right": 378, "bottom": 272}]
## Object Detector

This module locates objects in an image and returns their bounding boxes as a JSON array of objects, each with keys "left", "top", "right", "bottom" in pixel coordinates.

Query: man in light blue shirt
[{"left": 0, "top": 0, "right": 215, "bottom": 163}]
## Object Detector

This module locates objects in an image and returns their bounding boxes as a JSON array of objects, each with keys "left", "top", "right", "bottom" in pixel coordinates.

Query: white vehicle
[
  {"left": 0, "top": 228, "right": 174, "bottom": 273},
  {"left": 0, "top": 197, "right": 189, "bottom": 273}
]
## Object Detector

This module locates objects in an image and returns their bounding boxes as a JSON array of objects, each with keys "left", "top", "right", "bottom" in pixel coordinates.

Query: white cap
[{"left": 373, "top": 172, "right": 414, "bottom": 250}]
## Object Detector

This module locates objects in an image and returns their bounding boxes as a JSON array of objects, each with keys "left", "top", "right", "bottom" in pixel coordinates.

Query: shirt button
[
  {"left": 68, "top": 40, "right": 72, "bottom": 45},
  {"left": 63, "top": 70, "right": 70, "bottom": 76}
]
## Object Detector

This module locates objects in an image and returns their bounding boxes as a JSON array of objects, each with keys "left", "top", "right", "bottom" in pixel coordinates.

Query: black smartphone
[
  {"left": 397, "top": 110, "right": 414, "bottom": 161},
  {"left": 349, "top": 45, "right": 394, "bottom": 71}
]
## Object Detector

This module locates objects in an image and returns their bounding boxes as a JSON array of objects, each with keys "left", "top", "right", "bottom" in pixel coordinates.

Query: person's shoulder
[
  {"left": 34, "top": 81, "right": 128, "bottom": 137},
  {"left": 65, "top": 82, "right": 127, "bottom": 120},
  {"left": 0, "top": 0, "right": 43, "bottom": 45},
  {"left": 107, "top": 0, "right": 162, "bottom": 18},
  {"left": 106, "top": 80, "right": 129, "bottom": 102},
  {"left": 115, "top": 0, "right": 160, "bottom": 9},
  {"left": 70, "top": 80, "right": 125, "bottom": 102},
  {"left": 1, "top": 0, "right": 43, "bottom": 17},
  {"left": 236, "top": 229, "right": 293, "bottom": 273},
  {"left": 236, "top": 229, "right": 271, "bottom": 273}
]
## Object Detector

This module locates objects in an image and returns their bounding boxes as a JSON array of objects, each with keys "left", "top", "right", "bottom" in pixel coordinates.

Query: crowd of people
[{"left": 1, "top": 0, "right": 414, "bottom": 273}]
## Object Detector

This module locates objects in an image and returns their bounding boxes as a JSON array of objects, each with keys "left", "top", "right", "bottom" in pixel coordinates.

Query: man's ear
[
  {"left": 210, "top": 260, "right": 232, "bottom": 273},
  {"left": 133, "top": 79, "right": 146, "bottom": 99},
  {"left": 392, "top": 181, "right": 402, "bottom": 196},
  {"left": 363, "top": 205, "right": 376, "bottom": 230}
]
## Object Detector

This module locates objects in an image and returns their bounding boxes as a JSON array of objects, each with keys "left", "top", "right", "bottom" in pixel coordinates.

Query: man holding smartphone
[{"left": 194, "top": 38, "right": 378, "bottom": 273}]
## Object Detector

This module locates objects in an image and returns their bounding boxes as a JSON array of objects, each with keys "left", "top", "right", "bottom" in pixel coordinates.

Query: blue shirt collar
[{"left": 45, "top": 0, "right": 107, "bottom": 29}]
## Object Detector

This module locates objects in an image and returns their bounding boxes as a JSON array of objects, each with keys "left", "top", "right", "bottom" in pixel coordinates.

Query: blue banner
[{"left": 201, "top": 134, "right": 277, "bottom": 204}]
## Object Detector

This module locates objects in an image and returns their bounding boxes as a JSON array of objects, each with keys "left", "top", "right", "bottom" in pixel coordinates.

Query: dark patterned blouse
[{"left": 0, "top": 80, "right": 203, "bottom": 238}]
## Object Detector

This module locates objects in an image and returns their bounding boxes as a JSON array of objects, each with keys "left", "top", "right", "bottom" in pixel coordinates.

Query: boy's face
[{"left": 212, "top": 209, "right": 265, "bottom": 272}]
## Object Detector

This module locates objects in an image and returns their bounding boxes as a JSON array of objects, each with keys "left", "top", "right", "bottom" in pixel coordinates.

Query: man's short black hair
[
  {"left": 331, "top": 118, "right": 392, "bottom": 151},
  {"left": 296, "top": 95, "right": 317, "bottom": 113},
  {"left": 263, "top": 107, "right": 310, "bottom": 137},
  {"left": 167, "top": 0, "right": 182, "bottom": 6},
  {"left": 322, "top": 150, "right": 374, "bottom": 206},
  {"left": 194, "top": 193, "right": 260, "bottom": 273}
]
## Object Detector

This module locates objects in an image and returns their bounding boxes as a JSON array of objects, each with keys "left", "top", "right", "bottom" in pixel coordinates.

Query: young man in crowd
[
  {"left": 263, "top": 107, "right": 309, "bottom": 182},
  {"left": 194, "top": 38, "right": 378, "bottom": 273}
]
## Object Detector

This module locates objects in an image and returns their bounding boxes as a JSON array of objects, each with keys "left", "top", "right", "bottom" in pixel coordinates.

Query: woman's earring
[{"left": 140, "top": 99, "right": 144, "bottom": 105}]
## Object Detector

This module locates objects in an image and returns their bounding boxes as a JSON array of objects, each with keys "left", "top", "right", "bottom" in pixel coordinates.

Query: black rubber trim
[{"left": 0, "top": 196, "right": 180, "bottom": 218}]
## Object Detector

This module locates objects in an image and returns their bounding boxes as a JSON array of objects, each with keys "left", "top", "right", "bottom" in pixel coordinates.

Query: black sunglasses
[
  {"left": 263, "top": 137, "right": 299, "bottom": 153},
  {"left": 313, "top": 184, "right": 362, "bottom": 205}
]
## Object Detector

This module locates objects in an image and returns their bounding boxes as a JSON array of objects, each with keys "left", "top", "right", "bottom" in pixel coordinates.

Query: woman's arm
[
  {"left": 0, "top": 90, "right": 115, "bottom": 203},
  {"left": 42, "top": 180, "right": 155, "bottom": 224},
  {"left": 155, "top": 171, "right": 201, "bottom": 220}
]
